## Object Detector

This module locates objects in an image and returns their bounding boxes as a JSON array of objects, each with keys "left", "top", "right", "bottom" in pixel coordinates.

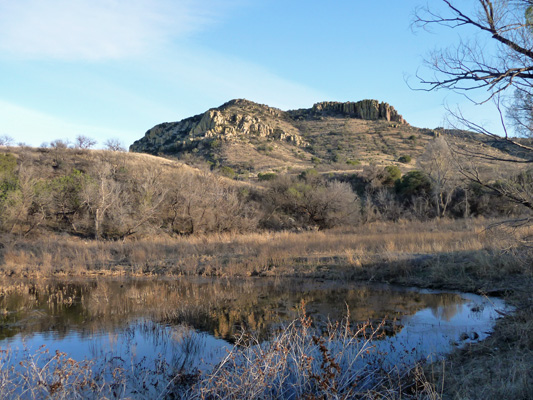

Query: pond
[{"left": 0, "top": 277, "right": 509, "bottom": 398}]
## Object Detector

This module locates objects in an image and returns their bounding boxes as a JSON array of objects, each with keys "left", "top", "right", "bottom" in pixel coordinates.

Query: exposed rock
[
  {"left": 130, "top": 98, "right": 407, "bottom": 155},
  {"left": 310, "top": 100, "right": 406, "bottom": 124}
]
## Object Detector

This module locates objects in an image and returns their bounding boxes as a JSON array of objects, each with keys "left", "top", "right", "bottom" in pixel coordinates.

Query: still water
[{"left": 0, "top": 277, "right": 508, "bottom": 373}]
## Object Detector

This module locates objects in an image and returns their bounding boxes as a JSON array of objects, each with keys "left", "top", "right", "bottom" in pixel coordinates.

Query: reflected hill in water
[{"left": 0, "top": 278, "right": 465, "bottom": 342}]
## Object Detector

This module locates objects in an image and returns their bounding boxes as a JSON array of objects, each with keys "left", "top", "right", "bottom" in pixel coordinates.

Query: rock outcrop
[
  {"left": 309, "top": 100, "right": 406, "bottom": 124},
  {"left": 130, "top": 98, "right": 407, "bottom": 155},
  {"left": 130, "top": 99, "right": 304, "bottom": 154}
]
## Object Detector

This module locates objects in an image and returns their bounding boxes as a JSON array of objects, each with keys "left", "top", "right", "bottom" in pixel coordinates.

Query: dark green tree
[{"left": 395, "top": 170, "right": 432, "bottom": 200}]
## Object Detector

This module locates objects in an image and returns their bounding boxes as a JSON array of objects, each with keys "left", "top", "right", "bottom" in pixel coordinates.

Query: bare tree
[
  {"left": 50, "top": 139, "right": 71, "bottom": 149},
  {"left": 508, "top": 89, "right": 533, "bottom": 137},
  {"left": 0, "top": 135, "right": 14, "bottom": 146},
  {"left": 300, "top": 180, "right": 360, "bottom": 229},
  {"left": 414, "top": 0, "right": 533, "bottom": 214},
  {"left": 414, "top": 0, "right": 533, "bottom": 101},
  {"left": 74, "top": 135, "right": 97, "bottom": 149},
  {"left": 104, "top": 138, "right": 126, "bottom": 152},
  {"left": 262, "top": 175, "right": 359, "bottom": 230},
  {"left": 417, "top": 137, "right": 459, "bottom": 217},
  {"left": 81, "top": 161, "right": 121, "bottom": 240},
  {"left": 167, "top": 171, "right": 256, "bottom": 235},
  {"left": 118, "top": 166, "right": 168, "bottom": 239},
  {"left": 372, "top": 187, "right": 403, "bottom": 221}
]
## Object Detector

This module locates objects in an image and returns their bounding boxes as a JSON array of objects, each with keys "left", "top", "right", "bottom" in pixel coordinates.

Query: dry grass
[
  {"left": 0, "top": 308, "right": 442, "bottom": 400},
  {"left": 0, "top": 218, "right": 528, "bottom": 284},
  {"left": 1, "top": 218, "right": 531, "bottom": 399},
  {"left": 0, "top": 337, "right": 197, "bottom": 399},
  {"left": 189, "top": 305, "right": 442, "bottom": 400},
  {"left": 427, "top": 293, "right": 533, "bottom": 400}
]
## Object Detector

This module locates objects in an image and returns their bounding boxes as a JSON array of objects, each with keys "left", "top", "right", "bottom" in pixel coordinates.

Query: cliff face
[
  {"left": 309, "top": 100, "right": 406, "bottom": 124},
  {"left": 130, "top": 98, "right": 407, "bottom": 155}
]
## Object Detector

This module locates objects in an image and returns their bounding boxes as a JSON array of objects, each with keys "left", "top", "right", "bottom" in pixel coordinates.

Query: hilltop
[
  {"left": 129, "top": 99, "right": 415, "bottom": 176},
  {"left": 129, "top": 99, "right": 519, "bottom": 178}
]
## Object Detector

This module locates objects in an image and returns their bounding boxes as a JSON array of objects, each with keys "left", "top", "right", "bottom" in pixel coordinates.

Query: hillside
[
  {"left": 0, "top": 145, "right": 254, "bottom": 239},
  {"left": 129, "top": 98, "right": 520, "bottom": 178},
  {"left": 0, "top": 98, "right": 529, "bottom": 240}
]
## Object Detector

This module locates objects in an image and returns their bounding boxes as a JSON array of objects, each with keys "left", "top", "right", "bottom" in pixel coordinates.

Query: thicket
[{"left": 0, "top": 146, "right": 526, "bottom": 239}]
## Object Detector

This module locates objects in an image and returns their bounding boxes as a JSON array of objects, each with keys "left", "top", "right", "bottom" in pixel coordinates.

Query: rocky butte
[
  {"left": 307, "top": 100, "right": 406, "bottom": 123},
  {"left": 130, "top": 99, "right": 407, "bottom": 155}
]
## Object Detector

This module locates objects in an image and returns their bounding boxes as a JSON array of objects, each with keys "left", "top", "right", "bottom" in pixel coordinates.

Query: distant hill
[{"left": 130, "top": 99, "right": 523, "bottom": 178}]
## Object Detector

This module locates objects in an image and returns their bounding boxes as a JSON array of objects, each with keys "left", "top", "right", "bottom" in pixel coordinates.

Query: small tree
[
  {"left": 0, "top": 157, "right": 50, "bottom": 236},
  {"left": 48, "top": 169, "right": 89, "bottom": 233},
  {"left": 74, "top": 135, "right": 97, "bottom": 150},
  {"left": 0, "top": 135, "right": 14, "bottom": 146},
  {"left": 81, "top": 161, "right": 121, "bottom": 240},
  {"left": 395, "top": 171, "right": 433, "bottom": 203},
  {"left": 417, "top": 137, "right": 459, "bottom": 217},
  {"left": 104, "top": 138, "right": 126, "bottom": 152},
  {"left": 50, "top": 139, "right": 70, "bottom": 149}
]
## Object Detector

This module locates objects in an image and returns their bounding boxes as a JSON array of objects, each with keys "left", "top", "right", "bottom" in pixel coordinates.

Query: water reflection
[
  {"left": 0, "top": 277, "right": 508, "bottom": 371},
  {"left": 430, "top": 302, "right": 463, "bottom": 321}
]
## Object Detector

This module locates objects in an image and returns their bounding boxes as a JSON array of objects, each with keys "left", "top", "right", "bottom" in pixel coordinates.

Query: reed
[
  {"left": 0, "top": 310, "right": 442, "bottom": 399},
  {"left": 188, "top": 305, "right": 441, "bottom": 400}
]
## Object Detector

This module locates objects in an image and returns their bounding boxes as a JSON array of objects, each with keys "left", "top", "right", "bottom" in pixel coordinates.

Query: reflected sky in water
[{"left": 0, "top": 278, "right": 510, "bottom": 371}]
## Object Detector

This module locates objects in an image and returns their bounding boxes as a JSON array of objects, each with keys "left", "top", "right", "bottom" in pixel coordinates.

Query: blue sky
[{"left": 0, "top": 0, "right": 503, "bottom": 148}]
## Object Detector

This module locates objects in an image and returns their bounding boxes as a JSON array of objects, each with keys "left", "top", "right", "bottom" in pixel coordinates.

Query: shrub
[
  {"left": 258, "top": 172, "right": 277, "bottom": 181},
  {"left": 209, "top": 139, "right": 221, "bottom": 149},
  {"left": 395, "top": 170, "right": 432, "bottom": 199},
  {"left": 219, "top": 166, "right": 236, "bottom": 179},
  {"left": 398, "top": 155, "right": 412, "bottom": 163},
  {"left": 0, "top": 154, "right": 18, "bottom": 201},
  {"left": 298, "top": 169, "right": 319, "bottom": 181},
  {"left": 383, "top": 165, "right": 402, "bottom": 185},
  {"left": 346, "top": 159, "right": 361, "bottom": 166},
  {"left": 257, "top": 144, "right": 274, "bottom": 153},
  {"left": 0, "top": 153, "right": 16, "bottom": 174}
]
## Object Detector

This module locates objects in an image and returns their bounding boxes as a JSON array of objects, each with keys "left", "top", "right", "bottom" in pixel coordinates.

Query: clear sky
[{"left": 0, "top": 0, "right": 503, "bottom": 148}]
